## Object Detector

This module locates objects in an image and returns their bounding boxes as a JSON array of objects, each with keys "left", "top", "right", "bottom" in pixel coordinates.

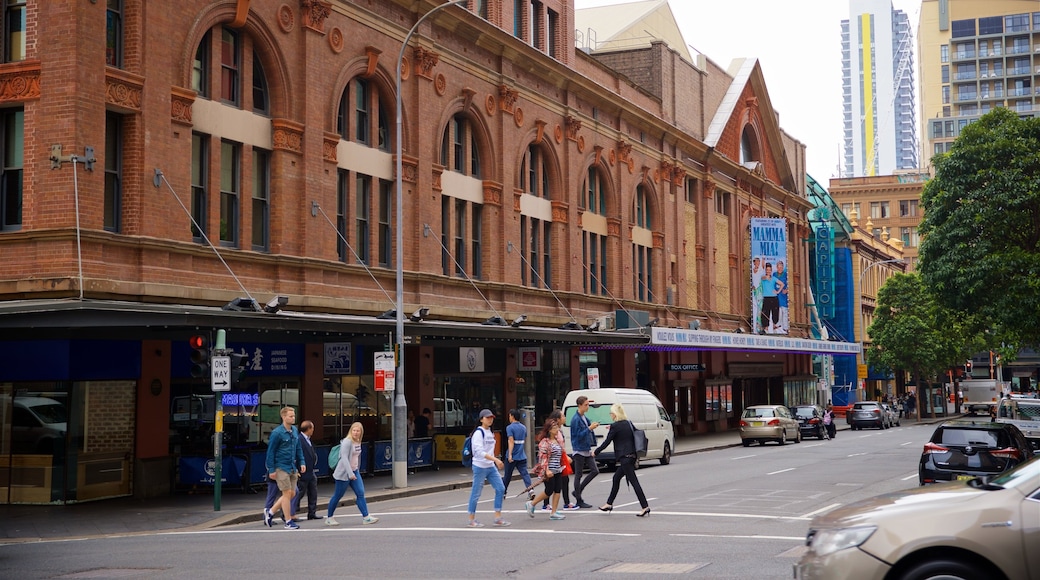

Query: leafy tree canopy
[
  {"left": 868, "top": 273, "right": 966, "bottom": 385},
  {"left": 918, "top": 107, "right": 1040, "bottom": 348}
]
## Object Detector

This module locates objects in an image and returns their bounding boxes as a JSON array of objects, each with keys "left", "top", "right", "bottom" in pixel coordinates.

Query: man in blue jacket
[
  {"left": 265, "top": 406, "right": 306, "bottom": 529},
  {"left": 569, "top": 395, "right": 600, "bottom": 509}
]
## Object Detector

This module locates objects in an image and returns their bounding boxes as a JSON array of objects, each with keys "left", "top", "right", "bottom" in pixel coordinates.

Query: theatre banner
[{"left": 751, "top": 218, "right": 788, "bottom": 335}]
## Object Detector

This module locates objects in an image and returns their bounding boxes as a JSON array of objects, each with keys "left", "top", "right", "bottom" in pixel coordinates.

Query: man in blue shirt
[
  {"left": 776, "top": 260, "right": 789, "bottom": 333},
  {"left": 502, "top": 409, "right": 532, "bottom": 498},
  {"left": 570, "top": 395, "right": 600, "bottom": 509},
  {"left": 265, "top": 406, "right": 306, "bottom": 530}
]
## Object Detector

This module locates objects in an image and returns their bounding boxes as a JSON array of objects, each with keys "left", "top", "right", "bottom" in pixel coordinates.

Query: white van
[
  {"left": 433, "top": 397, "right": 463, "bottom": 428},
  {"left": 561, "top": 388, "right": 674, "bottom": 467}
]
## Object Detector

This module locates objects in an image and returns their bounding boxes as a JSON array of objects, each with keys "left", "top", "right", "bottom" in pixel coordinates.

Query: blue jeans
[
  {"left": 502, "top": 458, "right": 531, "bottom": 495},
  {"left": 467, "top": 465, "right": 505, "bottom": 515},
  {"left": 327, "top": 470, "right": 369, "bottom": 518}
]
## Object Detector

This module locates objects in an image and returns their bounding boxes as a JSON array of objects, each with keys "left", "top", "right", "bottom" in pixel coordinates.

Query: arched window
[
  {"left": 188, "top": 25, "right": 274, "bottom": 250},
  {"left": 632, "top": 184, "right": 654, "bottom": 301},
  {"left": 441, "top": 115, "right": 481, "bottom": 177},
  {"left": 740, "top": 126, "right": 759, "bottom": 165},
  {"left": 519, "top": 143, "right": 553, "bottom": 288},
  {"left": 337, "top": 78, "right": 390, "bottom": 152},
  {"left": 581, "top": 167, "right": 610, "bottom": 296}
]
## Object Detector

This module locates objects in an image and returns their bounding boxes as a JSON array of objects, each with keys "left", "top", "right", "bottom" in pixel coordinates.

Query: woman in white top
[
  {"left": 466, "top": 409, "right": 510, "bottom": 528},
  {"left": 326, "top": 422, "right": 379, "bottom": 525}
]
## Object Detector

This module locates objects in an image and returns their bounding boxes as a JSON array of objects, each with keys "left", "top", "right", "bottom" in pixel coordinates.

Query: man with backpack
[{"left": 465, "top": 409, "right": 510, "bottom": 528}]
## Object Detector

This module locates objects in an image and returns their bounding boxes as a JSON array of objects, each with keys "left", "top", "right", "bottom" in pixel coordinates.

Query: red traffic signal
[{"left": 190, "top": 335, "right": 210, "bottom": 378}]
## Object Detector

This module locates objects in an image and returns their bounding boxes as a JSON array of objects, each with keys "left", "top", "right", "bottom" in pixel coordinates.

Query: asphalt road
[{"left": 0, "top": 422, "right": 937, "bottom": 579}]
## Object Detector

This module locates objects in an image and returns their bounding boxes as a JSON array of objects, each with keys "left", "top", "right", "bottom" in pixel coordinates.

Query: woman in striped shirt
[{"left": 525, "top": 419, "right": 566, "bottom": 520}]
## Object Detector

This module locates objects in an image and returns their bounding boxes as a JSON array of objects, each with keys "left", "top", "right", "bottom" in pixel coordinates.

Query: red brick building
[{"left": 0, "top": 0, "right": 844, "bottom": 504}]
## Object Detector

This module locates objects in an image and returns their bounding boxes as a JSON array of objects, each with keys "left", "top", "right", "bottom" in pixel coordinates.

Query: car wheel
[
  {"left": 742, "top": 440, "right": 751, "bottom": 447},
  {"left": 896, "top": 419, "right": 901, "bottom": 426},
  {"left": 659, "top": 442, "right": 671, "bottom": 465},
  {"left": 795, "top": 430, "right": 801, "bottom": 443},
  {"left": 778, "top": 430, "right": 787, "bottom": 445},
  {"left": 899, "top": 558, "right": 994, "bottom": 580},
  {"left": 818, "top": 426, "right": 826, "bottom": 439}
]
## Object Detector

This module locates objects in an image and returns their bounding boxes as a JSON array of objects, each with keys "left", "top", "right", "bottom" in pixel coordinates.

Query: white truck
[
  {"left": 995, "top": 396, "right": 1040, "bottom": 448},
  {"left": 959, "top": 379, "right": 1002, "bottom": 414}
]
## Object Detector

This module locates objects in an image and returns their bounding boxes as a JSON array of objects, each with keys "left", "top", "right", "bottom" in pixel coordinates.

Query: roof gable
[{"left": 575, "top": 0, "right": 691, "bottom": 61}]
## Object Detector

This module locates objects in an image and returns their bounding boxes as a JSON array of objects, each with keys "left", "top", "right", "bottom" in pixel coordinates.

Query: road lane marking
[
  {"left": 847, "top": 452, "right": 868, "bottom": 457},
  {"left": 767, "top": 468, "right": 796, "bottom": 475},
  {"left": 732, "top": 454, "right": 757, "bottom": 460},
  {"left": 799, "top": 503, "right": 841, "bottom": 518},
  {"left": 901, "top": 473, "right": 918, "bottom": 481}
]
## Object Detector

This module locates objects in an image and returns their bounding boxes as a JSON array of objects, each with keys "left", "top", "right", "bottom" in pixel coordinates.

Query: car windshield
[
  {"left": 29, "top": 403, "right": 66, "bottom": 424},
  {"left": 988, "top": 454, "right": 1040, "bottom": 488},
  {"left": 939, "top": 428, "right": 1000, "bottom": 447},
  {"left": 742, "top": 408, "right": 776, "bottom": 418}
]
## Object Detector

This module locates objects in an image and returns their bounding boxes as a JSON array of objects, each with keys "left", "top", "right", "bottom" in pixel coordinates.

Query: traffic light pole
[{"left": 213, "top": 329, "right": 227, "bottom": 511}]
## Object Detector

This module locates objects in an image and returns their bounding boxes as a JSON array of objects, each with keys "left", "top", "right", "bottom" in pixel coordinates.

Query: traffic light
[
  {"left": 230, "top": 352, "right": 248, "bottom": 386},
  {"left": 965, "top": 360, "right": 973, "bottom": 375},
  {"left": 189, "top": 334, "right": 211, "bottom": 378}
]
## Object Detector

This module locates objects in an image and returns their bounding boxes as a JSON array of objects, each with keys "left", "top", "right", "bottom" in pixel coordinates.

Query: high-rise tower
[{"left": 842, "top": 0, "right": 918, "bottom": 177}]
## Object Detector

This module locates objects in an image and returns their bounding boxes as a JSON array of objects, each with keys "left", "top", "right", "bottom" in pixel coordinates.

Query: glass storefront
[{"left": 0, "top": 381, "right": 133, "bottom": 504}]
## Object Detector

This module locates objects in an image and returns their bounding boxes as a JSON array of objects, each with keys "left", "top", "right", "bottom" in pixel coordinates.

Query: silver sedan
[{"left": 739, "top": 404, "right": 801, "bottom": 446}]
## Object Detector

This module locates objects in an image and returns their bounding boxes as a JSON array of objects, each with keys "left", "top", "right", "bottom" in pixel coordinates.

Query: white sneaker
[
  {"left": 325, "top": 516, "right": 339, "bottom": 526},
  {"left": 362, "top": 516, "right": 379, "bottom": 525}
]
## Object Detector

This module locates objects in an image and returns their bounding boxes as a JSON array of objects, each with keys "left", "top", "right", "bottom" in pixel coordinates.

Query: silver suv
[{"left": 848, "top": 401, "right": 890, "bottom": 430}]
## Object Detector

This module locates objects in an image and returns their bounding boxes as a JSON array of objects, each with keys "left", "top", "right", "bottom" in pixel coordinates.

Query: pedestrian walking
[
  {"left": 593, "top": 403, "right": 650, "bottom": 517},
  {"left": 466, "top": 409, "right": 510, "bottom": 528},
  {"left": 525, "top": 419, "right": 566, "bottom": 520},
  {"left": 325, "top": 422, "right": 379, "bottom": 526},
  {"left": 542, "top": 409, "right": 576, "bottom": 511},
  {"left": 823, "top": 405, "right": 836, "bottom": 439},
  {"left": 264, "top": 406, "right": 306, "bottom": 530},
  {"left": 502, "top": 409, "right": 532, "bottom": 498},
  {"left": 569, "top": 395, "right": 600, "bottom": 508},
  {"left": 292, "top": 420, "right": 319, "bottom": 520}
]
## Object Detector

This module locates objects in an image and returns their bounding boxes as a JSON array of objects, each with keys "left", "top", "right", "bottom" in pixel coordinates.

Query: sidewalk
[{"left": 0, "top": 413, "right": 946, "bottom": 543}]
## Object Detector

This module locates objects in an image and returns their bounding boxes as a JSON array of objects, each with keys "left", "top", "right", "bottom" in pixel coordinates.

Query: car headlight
[{"left": 809, "top": 526, "right": 877, "bottom": 557}]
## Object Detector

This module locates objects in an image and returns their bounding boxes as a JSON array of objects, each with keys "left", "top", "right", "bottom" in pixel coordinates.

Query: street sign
[
  {"left": 374, "top": 351, "right": 395, "bottom": 391},
  {"left": 211, "top": 355, "right": 231, "bottom": 392}
]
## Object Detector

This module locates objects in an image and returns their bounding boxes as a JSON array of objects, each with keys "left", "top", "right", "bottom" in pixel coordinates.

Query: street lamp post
[
  {"left": 393, "top": 0, "right": 467, "bottom": 489},
  {"left": 858, "top": 258, "right": 905, "bottom": 398}
]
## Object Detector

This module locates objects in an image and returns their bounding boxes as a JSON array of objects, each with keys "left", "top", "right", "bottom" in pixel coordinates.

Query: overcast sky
[{"left": 574, "top": 0, "right": 923, "bottom": 182}]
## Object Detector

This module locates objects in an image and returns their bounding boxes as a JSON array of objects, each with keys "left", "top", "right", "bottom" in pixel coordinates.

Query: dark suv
[
  {"left": 848, "top": 401, "right": 889, "bottom": 430},
  {"left": 791, "top": 405, "right": 828, "bottom": 440},
  {"left": 919, "top": 419, "right": 1034, "bottom": 485}
]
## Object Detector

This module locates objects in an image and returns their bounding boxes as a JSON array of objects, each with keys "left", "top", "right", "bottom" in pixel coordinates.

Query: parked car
[
  {"left": 8, "top": 396, "right": 67, "bottom": 454},
  {"left": 791, "top": 404, "right": 828, "bottom": 440},
  {"left": 848, "top": 401, "right": 889, "bottom": 430},
  {"left": 919, "top": 419, "right": 1034, "bottom": 485},
  {"left": 795, "top": 456, "right": 1040, "bottom": 580},
  {"left": 739, "top": 405, "right": 801, "bottom": 446},
  {"left": 880, "top": 402, "right": 901, "bottom": 427}
]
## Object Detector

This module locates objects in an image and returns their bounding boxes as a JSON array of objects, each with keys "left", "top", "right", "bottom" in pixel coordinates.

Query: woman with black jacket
[{"left": 593, "top": 403, "right": 650, "bottom": 517}]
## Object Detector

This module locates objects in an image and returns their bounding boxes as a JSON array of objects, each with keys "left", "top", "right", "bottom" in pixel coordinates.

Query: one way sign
[{"left": 211, "top": 355, "right": 231, "bottom": 392}]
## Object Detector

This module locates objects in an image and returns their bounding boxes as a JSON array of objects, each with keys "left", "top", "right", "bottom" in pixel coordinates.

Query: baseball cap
[{"left": 479, "top": 409, "right": 494, "bottom": 419}]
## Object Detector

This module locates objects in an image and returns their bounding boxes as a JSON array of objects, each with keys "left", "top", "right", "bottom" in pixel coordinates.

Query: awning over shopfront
[{"left": 0, "top": 299, "right": 650, "bottom": 348}]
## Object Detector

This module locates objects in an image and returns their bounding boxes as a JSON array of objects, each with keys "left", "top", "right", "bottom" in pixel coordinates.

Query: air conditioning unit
[{"left": 595, "top": 314, "right": 616, "bottom": 331}]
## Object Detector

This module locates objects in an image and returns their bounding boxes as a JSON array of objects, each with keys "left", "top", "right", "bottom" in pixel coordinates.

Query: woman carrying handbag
[
  {"left": 525, "top": 419, "right": 567, "bottom": 520},
  {"left": 592, "top": 403, "right": 651, "bottom": 517}
]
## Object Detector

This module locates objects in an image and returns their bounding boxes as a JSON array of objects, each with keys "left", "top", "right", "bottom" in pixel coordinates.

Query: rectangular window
[
  {"left": 899, "top": 199, "right": 918, "bottom": 217},
  {"left": 477, "top": 0, "right": 488, "bottom": 19},
  {"left": 685, "top": 178, "right": 695, "bottom": 204},
  {"left": 547, "top": 9, "right": 558, "bottom": 57},
  {"left": 105, "top": 0, "right": 123, "bottom": 68},
  {"left": 941, "top": 65, "right": 949, "bottom": 84},
  {"left": 104, "top": 113, "right": 122, "bottom": 232},
  {"left": 940, "top": 44, "right": 948, "bottom": 63},
  {"left": 0, "top": 108, "right": 23, "bottom": 231},
  {"left": 633, "top": 245, "right": 652, "bottom": 301},
  {"left": 513, "top": 0, "right": 523, "bottom": 39},
  {"left": 978, "top": 16, "right": 1002, "bottom": 35},
  {"left": 441, "top": 196, "right": 450, "bottom": 275},
  {"left": 452, "top": 118, "right": 463, "bottom": 172},
  {"left": 950, "top": 19, "right": 975, "bottom": 38},
  {"left": 355, "top": 174, "right": 370, "bottom": 264},
  {"left": 220, "top": 28, "right": 239, "bottom": 104},
  {"left": 190, "top": 133, "right": 208, "bottom": 240},
  {"left": 251, "top": 148, "right": 270, "bottom": 251},
  {"left": 378, "top": 179, "right": 391, "bottom": 267},
  {"left": 219, "top": 140, "right": 240, "bottom": 245},
  {"left": 471, "top": 204, "right": 482, "bottom": 279},
  {"left": 252, "top": 59, "right": 268, "bottom": 115},
  {"left": 531, "top": 1, "right": 542, "bottom": 50},
  {"left": 841, "top": 203, "right": 852, "bottom": 216},
  {"left": 355, "top": 79, "right": 369, "bottom": 145},
  {"left": 1004, "top": 14, "right": 1029, "bottom": 33},
  {"left": 5, "top": 0, "right": 25, "bottom": 63},
  {"left": 715, "top": 191, "right": 730, "bottom": 215},
  {"left": 336, "top": 169, "right": 348, "bottom": 262},
  {"left": 454, "top": 199, "right": 466, "bottom": 276},
  {"left": 583, "top": 232, "right": 608, "bottom": 295}
]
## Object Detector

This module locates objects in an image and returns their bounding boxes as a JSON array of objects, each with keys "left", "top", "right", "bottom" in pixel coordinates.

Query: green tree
[
  {"left": 867, "top": 273, "right": 968, "bottom": 417},
  {"left": 918, "top": 107, "right": 1040, "bottom": 348}
]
